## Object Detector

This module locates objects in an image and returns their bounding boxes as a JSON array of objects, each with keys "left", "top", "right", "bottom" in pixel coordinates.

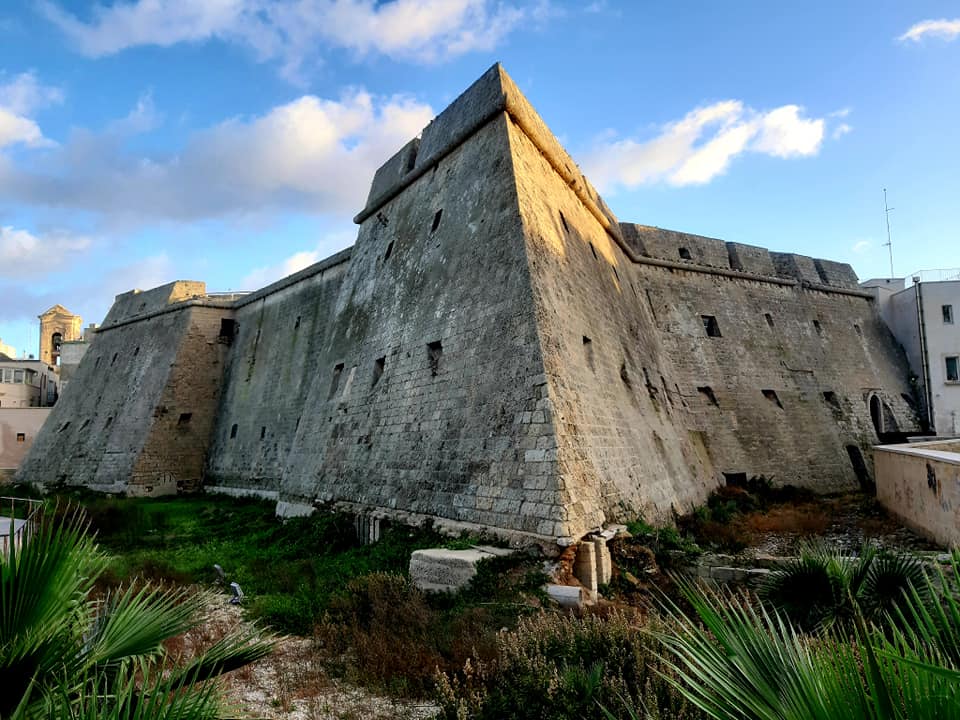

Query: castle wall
[
  {"left": 279, "top": 111, "right": 566, "bottom": 538},
  {"left": 639, "top": 268, "right": 917, "bottom": 490},
  {"left": 509, "top": 115, "right": 718, "bottom": 532},
  {"left": 17, "top": 288, "right": 231, "bottom": 495},
  {"left": 129, "top": 306, "right": 231, "bottom": 495},
  {"left": 15, "top": 63, "right": 924, "bottom": 543},
  {"left": 204, "top": 251, "right": 351, "bottom": 496}
]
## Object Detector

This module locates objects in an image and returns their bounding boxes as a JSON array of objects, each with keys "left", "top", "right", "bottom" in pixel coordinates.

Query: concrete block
[
  {"left": 593, "top": 537, "right": 612, "bottom": 585},
  {"left": 573, "top": 541, "right": 598, "bottom": 594},
  {"left": 409, "top": 546, "right": 513, "bottom": 593},
  {"left": 546, "top": 584, "right": 585, "bottom": 608}
]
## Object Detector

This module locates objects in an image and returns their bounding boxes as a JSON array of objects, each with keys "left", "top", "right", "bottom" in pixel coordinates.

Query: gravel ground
[{"left": 175, "top": 599, "right": 439, "bottom": 720}]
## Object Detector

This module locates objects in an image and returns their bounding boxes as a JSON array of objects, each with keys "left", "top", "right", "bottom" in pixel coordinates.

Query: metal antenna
[{"left": 883, "top": 188, "right": 895, "bottom": 277}]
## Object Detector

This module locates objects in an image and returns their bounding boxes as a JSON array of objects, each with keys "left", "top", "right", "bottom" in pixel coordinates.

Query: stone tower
[{"left": 38, "top": 305, "right": 82, "bottom": 366}]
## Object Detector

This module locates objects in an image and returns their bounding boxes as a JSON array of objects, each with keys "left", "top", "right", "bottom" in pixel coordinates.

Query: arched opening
[
  {"left": 869, "top": 394, "right": 883, "bottom": 437},
  {"left": 51, "top": 332, "right": 63, "bottom": 365}
]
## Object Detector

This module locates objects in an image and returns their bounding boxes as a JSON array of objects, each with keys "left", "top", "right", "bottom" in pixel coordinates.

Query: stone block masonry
[{"left": 18, "top": 64, "right": 921, "bottom": 546}]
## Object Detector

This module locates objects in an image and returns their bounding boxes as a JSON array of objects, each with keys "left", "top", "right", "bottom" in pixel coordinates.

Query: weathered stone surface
[{"left": 409, "top": 546, "right": 512, "bottom": 592}]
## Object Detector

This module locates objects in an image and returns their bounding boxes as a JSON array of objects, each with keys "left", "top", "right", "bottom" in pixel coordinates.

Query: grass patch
[{"left": 4, "top": 484, "right": 548, "bottom": 698}]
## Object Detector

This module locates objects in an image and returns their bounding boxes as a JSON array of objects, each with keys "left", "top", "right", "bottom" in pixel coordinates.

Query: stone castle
[{"left": 18, "top": 65, "right": 920, "bottom": 544}]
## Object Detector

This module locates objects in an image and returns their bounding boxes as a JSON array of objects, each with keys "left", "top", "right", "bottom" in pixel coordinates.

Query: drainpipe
[{"left": 915, "top": 281, "right": 934, "bottom": 433}]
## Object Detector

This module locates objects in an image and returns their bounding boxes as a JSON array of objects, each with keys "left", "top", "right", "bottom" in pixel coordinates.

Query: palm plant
[
  {"left": 0, "top": 507, "right": 274, "bottom": 719},
  {"left": 651, "top": 556, "right": 960, "bottom": 720},
  {"left": 758, "top": 543, "right": 926, "bottom": 631}
]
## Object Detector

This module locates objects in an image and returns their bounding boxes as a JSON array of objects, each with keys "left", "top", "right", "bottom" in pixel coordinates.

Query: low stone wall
[{"left": 876, "top": 440, "right": 960, "bottom": 546}]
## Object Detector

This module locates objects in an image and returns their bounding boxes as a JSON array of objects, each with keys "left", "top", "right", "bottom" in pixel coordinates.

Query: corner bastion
[{"left": 18, "top": 64, "right": 921, "bottom": 546}]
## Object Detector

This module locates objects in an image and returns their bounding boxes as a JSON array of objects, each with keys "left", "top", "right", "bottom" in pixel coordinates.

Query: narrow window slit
[
  {"left": 697, "top": 386, "right": 719, "bottom": 407},
  {"left": 762, "top": 389, "right": 784, "bottom": 409},
  {"left": 701, "top": 315, "right": 721, "bottom": 337},
  {"left": 372, "top": 356, "right": 385, "bottom": 387},
  {"left": 328, "top": 363, "right": 344, "bottom": 399},
  {"left": 427, "top": 341, "right": 443, "bottom": 377}
]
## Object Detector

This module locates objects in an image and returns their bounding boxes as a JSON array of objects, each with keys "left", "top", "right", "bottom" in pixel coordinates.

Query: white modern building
[{"left": 863, "top": 270, "right": 960, "bottom": 436}]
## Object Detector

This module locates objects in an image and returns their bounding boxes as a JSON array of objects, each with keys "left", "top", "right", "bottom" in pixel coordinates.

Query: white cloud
[
  {"left": 898, "top": 18, "right": 960, "bottom": 43},
  {"left": 242, "top": 249, "right": 322, "bottom": 288},
  {"left": 42, "top": 0, "right": 545, "bottom": 78},
  {"left": 0, "top": 90, "right": 434, "bottom": 223},
  {"left": 0, "top": 72, "right": 61, "bottom": 149},
  {"left": 833, "top": 123, "right": 852, "bottom": 139},
  {"left": 852, "top": 240, "right": 871, "bottom": 255},
  {"left": 582, "top": 99, "right": 829, "bottom": 191},
  {"left": 0, "top": 225, "right": 93, "bottom": 277}
]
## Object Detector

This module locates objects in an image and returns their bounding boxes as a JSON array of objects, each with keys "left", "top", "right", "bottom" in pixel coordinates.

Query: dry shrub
[
  {"left": 317, "top": 572, "right": 445, "bottom": 697},
  {"left": 435, "top": 609, "right": 705, "bottom": 720},
  {"left": 741, "top": 505, "right": 831, "bottom": 536}
]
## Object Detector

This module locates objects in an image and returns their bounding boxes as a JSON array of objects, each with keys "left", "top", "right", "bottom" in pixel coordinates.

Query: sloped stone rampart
[{"left": 17, "top": 64, "right": 921, "bottom": 545}]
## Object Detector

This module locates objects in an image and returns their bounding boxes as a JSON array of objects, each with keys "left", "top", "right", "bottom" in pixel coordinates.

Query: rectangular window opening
[
  {"left": 218, "top": 319, "right": 237, "bottom": 343},
  {"left": 430, "top": 209, "right": 443, "bottom": 233},
  {"left": 105, "top": 417, "right": 113, "bottom": 428},
  {"left": 678, "top": 247, "right": 692, "bottom": 260},
  {"left": 58, "top": 421, "right": 70, "bottom": 433},
  {"left": 384, "top": 240, "right": 394, "bottom": 261},
  {"left": 947, "top": 356, "right": 960, "bottom": 383},
  {"left": 294, "top": 315, "right": 301, "bottom": 329},
  {"left": 230, "top": 423, "right": 238, "bottom": 439},
  {"left": 697, "top": 386, "right": 719, "bottom": 407},
  {"left": 328, "top": 362, "right": 344, "bottom": 399},
  {"left": 260, "top": 426, "right": 267, "bottom": 440},
  {"left": 764, "top": 313, "right": 774, "bottom": 328},
  {"left": 427, "top": 340, "right": 443, "bottom": 377},
  {"left": 16, "top": 432, "right": 25, "bottom": 443},
  {"left": 589, "top": 243, "right": 598, "bottom": 261},
  {"left": 762, "top": 389, "right": 784, "bottom": 409},
  {"left": 701, "top": 315, "right": 721, "bottom": 337},
  {"left": 944, "top": 304, "right": 954, "bottom": 324},
  {"left": 177, "top": 412, "right": 192, "bottom": 426},
  {"left": 823, "top": 391, "right": 841, "bottom": 410},
  {"left": 813, "top": 319, "right": 823, "bottom": 336},
  {"left": 372, "top": 356, "right": 386, "bottom": 387}
]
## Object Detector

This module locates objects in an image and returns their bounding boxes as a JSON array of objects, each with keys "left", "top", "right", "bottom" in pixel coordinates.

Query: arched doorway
[{"left": 869, "top": 394, "right": 883, "bottom": 437}]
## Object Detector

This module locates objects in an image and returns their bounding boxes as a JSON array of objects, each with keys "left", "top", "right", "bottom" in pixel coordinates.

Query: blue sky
[{"left": 1, "top": 1, "right": 958, "bottom": 357}]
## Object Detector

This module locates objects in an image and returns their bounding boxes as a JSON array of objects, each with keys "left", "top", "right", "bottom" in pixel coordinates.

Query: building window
[
  {"left": 944, "top": 305, "right": 954, "bottom": 324},
  {"left": 701, "top": 315, "right": 721, "bottom": 337},
  {"left": 16, "top": 433, "right": 25, "bottom": 443},
  {"left": 947, "top": 356, "right": 960, "bottom": 383}
]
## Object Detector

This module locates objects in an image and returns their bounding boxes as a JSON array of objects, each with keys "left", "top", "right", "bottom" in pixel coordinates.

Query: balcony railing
[{"left": 0, "top": 496, "right": 43, "bottom": 557}]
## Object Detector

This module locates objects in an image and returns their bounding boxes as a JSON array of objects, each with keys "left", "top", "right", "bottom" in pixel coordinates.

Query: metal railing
[
  {"left": 0, "top": 496, "right": 43, "bottom": 557},
  {"left": 907, "top": 269, "right": 960, "bottom": 283}
]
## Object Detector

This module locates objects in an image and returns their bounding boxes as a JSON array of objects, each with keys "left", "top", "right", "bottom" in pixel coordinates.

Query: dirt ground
[{"left": 174, "top": 600, "right": 439, "bottom": 720}]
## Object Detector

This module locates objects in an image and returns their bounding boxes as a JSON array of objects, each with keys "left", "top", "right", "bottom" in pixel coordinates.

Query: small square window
[
  {"left": 701, "top": 315, "right": 721, "bottom": 337},
  {"left": 16, "top": 433, "right": 25, "bottom": 443},
  {"left": 944, "top": 305, "right": 954, "bottom": 324},
  {"left": 947, "top": 356, "right": 959, "bottom": 383}
]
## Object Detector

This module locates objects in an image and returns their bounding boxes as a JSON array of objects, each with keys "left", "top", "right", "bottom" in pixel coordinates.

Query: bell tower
[{"left": 39, "top": 305, "right": 82, "bottom": 366}]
